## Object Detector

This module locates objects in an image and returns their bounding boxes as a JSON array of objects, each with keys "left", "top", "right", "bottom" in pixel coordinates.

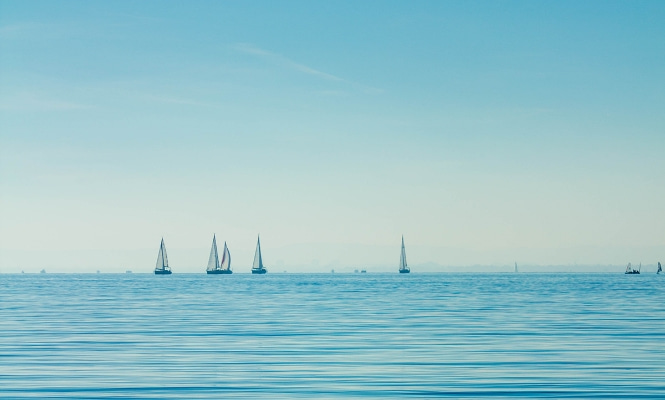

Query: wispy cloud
[
  {"left": 0, "top": 22, "right": 45, "bottom": 37},
  {"left": 0, "top": 92, "right": 92, "bottom": 111},
  {"left": 143, "top": 94, "right": 220, "bottom": 108},
  {"left": 233, "top": 43, "right": 385, "bottom": 94},
  {"left": 317, "top": 90, "right": 350, "bottom": 97},
  {"left": 233, "top": 43, "right": 345, "bottom": 82}
]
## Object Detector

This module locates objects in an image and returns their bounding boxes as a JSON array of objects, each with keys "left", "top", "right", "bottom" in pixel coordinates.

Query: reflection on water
[{"left": 1, "top": 273, "right": 663, "bottom": 398}]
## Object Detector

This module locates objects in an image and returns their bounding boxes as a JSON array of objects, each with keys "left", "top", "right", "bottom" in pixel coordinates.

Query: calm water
[{"left": 0, "top": 273, "right": 663, "bottom": 399}]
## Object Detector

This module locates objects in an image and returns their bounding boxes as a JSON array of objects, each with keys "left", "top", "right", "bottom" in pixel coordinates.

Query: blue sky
[{"left": 1, "top": 1, "right": 664, "bottom": 272}]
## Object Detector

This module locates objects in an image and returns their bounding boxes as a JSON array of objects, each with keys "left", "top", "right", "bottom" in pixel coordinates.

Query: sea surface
[{"left": 0, "top": 273, "right": 663, "bottom": 399}]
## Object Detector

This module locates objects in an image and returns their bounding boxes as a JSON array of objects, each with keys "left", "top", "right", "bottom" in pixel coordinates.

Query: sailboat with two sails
[
  {"left": 251, "top": 235, "right": 267, "bottom": 274},
  {"left": 154, "top": 238, "right": 172, "bottom": 275},
  {"left": 206, "top": 234, "right": 232, "bottom": 274},
  {"left": 399, "top": 236, "right": 410, "bottom": 273}
]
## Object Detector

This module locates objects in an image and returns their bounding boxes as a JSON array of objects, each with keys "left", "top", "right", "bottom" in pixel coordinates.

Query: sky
[{"left": 1, "top": 0, "right": 664, "bottom": 273}]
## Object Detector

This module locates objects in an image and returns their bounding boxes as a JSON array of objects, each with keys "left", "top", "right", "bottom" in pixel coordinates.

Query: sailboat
[
  {"left": 251, "top": 235, "right": 267, "bottom": 274},
  {"left": 657, "top": 262, "right": 662, "bottom": 274},
  {"left": 206, "top": 235, "right": 232, "bottom": 274},
  {"left": 624, "top": 262, "right": 640, "bottom": 275},
  {"left": 514, "top": 262, "right": 518, "bottom": 273},
  {"left": 399, "top": 236, "right": 410, "bottom": 273},
  {"left": 154, "top": 238, "right": 172, "bottom": 275}
]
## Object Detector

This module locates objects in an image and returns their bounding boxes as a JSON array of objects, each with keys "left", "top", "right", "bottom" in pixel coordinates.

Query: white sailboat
[
  {"left": 251, "top": 235, "right": 267, "bottom": 274},
  {"left": 399, "top": 236, "right": 410, "bottom": 273},
  {"left": 154, "top": 238, "right": 172, "bottom": 275},
  {"left": 206, "top": 235, "right": 232, "bottom": 274},
  {"left": 515, "top": 262, "right": 518, "bottom": 273}
]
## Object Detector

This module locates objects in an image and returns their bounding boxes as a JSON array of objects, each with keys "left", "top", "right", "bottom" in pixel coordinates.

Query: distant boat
[
  {"left": 251, "top": 235, "right": 267, "bottom": 274},
  {"left": 207, "top": 235, "right": 232, "bottom": 274},
  {"left": 625, "top": 262, "right": 640, "bottom": 275},
  {"left": 154, "top": 238, "right": 172, "bottom": 275},
  {"left": 657, "top": 262, "right": 662, "bottom": 274},
  {"left": 361, "top": 269, "right": 367, "bottom": 273},
  {"left": 40, "top": 269, "right": 46, "bottom": 274},
  {"left": 515, "top": 262, "right": 518, "bottom": 273},
  {"left": 399, "top": 236, "right": 410, "bottom": 273}
]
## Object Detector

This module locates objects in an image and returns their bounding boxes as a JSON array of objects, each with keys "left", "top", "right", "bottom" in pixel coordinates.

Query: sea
[{"left": 0, "top": 273, "right": 663, "bottom": 399}]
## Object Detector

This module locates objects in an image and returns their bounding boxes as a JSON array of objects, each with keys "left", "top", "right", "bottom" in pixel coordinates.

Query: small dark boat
[
  {"left": 251, "top": 235, "right": 267, "bottom": 274},
  {"left": 208, "top": 269, "right": 233, "bottom": 275},
  {"left": 399, "top": 235, "right": 410, "bottom": 273},
  {"left": 154, "top": 238, "right": 172, "bottom": 275},
  {"left": 206, "top": 235, "right": 232, "bottom": 274},
  {"left": 624, "top": 262, "right": 640, "bottom": 275},
  {"left": 154, "top": 269, "right": 172, "bottom": 275},
  {"left": 657, "top": 262, "right": 662, "bottom": 274}
]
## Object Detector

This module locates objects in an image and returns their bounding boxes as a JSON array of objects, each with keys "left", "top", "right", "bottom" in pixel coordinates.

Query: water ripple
[{"left": 1, "top": 273, "right": 663, "bottom": 398}]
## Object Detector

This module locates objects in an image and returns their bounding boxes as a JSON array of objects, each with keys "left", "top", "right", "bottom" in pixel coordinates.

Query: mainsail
[
  {"left": 399, "top": 236, "right": 408, "bottom": 272},
  {"left": 252, "top": 236, "right": 263, "bottom": 270},
  {"left": 155, "top": 238, "right": 169, "bottom": 272},
  {"left": 206, "top": 235, "right": 220, "bottom": 272},
  {"left": 220, "top": 241, "right": 231, "bottom": 271}
]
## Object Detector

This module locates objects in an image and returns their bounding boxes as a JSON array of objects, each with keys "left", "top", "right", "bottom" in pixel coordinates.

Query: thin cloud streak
[
  {"left": 233, "top": 43, "right": 345, "bottom": 82},
  {"left": 0, "top": 22, "right": 47, "bottom": 38},
  {"left": 143, "top": 94, "right": 220, "bottom": 108},
  {"left": 233, "top": 43, "right": 385, "bottom": 94},
  {"left": 0, "top": 92, "right": 92, "bottom": 111}
]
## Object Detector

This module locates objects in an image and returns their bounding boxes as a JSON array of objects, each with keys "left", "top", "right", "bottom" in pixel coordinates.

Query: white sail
[
  {"left": 220, "top": 241, "right": 231, "bottom": 271},
  {"left": 252, "top": 236, "right": 263, "bottom": 270},
  {"left": 155, "top": 238, "right": 169, "bottom": 271},
  {"left": 206, "top": 235, "right": 219, "bottom": 272},
  {"left": 399, "top": 236, "right": 408, "bottom": 271}
]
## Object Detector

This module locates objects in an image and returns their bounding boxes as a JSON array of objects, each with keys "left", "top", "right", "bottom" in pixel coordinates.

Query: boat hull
[
  {"left": 625, "top": 271, "right": 640, "bottom": 274},
  {"left": 399, "top": 269, "right": 410, "bottom": 274},
  {"left": 207, "top": 269, "right": 232, "bottom": 274},
  {"left": 154, "top": 269, "right": 172, "bottom": 275},
  {"left": 251, "top": 268, "right": 267, "bottom": 274}
]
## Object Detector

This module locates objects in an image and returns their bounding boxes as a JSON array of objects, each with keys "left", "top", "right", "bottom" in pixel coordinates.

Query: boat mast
[
  {"left": 400, "top": 235, "right": 407, "bottom": 270},
  {"left": 207, "top": 235, "right": 220, "bottom": 271},
  {"left": 253, "top": 235, "right": 263, "bottom": 270},
  {"left": 226, "top": 243, "right": 231, "bottom": 270},
  {"left": 214, "top": 235, "right": 219, "bottom": 270},
  {"left": 220, "top": 241, "right": 231, "bottom": 271},
  {"left": 156, "top": 238, "right": 169, "bottom": 271}
]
